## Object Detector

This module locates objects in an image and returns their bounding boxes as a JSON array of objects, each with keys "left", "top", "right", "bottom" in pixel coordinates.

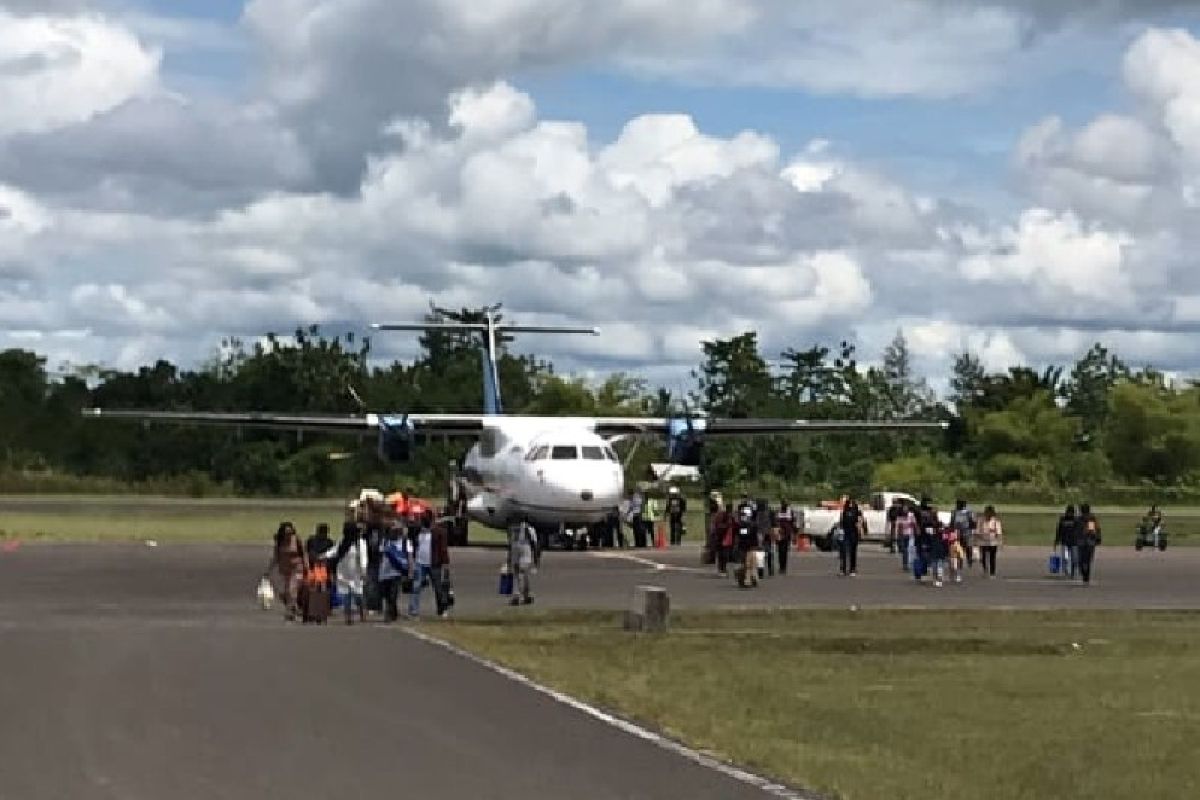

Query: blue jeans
[
  {"left": 898, "top": 534, "right": 911, "bottom": 570},
  {"left": 408, "top": 565, "right": 433, "bottom": 616}
]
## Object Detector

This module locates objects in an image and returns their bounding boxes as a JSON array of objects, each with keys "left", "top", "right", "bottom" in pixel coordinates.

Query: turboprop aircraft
[{"left": 83, "top": 309, "right": 946, "bottom": 542}]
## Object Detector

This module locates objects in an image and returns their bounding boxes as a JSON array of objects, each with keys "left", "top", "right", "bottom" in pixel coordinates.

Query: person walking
[
  {"left": 666, "top": 487, "right": 687, "bottom": 546},
  {"left": 378, "top": 525, "right": 410, "bottom": 622},
  {"left": 1076, "top": 503, "right": 1102, "bottom": 585},
  {"left": 885, "top": 495, "right": 903, "bottom": 553},
  {"left": 756, "top": 498, "right": 775, "bottom": 577},
  {"left": 914, "top": 497, "right": 939, "bottom": 582},
  {"left": 895, "top": 500, "right": 917, "bottom": 573},
  {"left": 431, "top": 516, "right": 453, "bottom": 617},
  {"left": 710, "top": 502, "right": 735, "bottom": 576},
  {"left": 838, "top": 496, "right": 865, "bottom": 577},
  {"left": 508, "top": 515, "right": 537, "bottom": 605},
  {"left": 950, "top": 499, "right": 977, "bottom": 569},
  {"left": 265, "top": 522, "right": 307, "bottom": 622},
  {"left": 629, "top": 491, "right": 646, "bottom": 548},
  {"left": 1054, "top": 505, "right": 1078, "bottom": 579},
  {"left": 407, "top": 511, "right": 437, "bottom": 618},
  {"left": 305, "top": 522, "right": 335, "bottom": 565},
  {"left": 734, "top": 501, "right": 760, "bottom": 588},
  {"left": 328, "top": 521, "right": 368, "bottom": 625},
  {"left": 978, "top": 505, "right": 1003, "bottom": 578},
  {"left": 775, "top": 499, "right": 798, "bottom": 576}
]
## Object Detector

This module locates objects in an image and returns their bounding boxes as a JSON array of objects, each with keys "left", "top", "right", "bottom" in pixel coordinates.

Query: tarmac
[{"left": 0, "top": 540, "right": 1195, "bottom": 799}]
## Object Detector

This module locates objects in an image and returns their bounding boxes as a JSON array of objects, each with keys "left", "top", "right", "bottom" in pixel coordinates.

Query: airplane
[{"left": 82, "top": 309, "right": 947, "bottom": 545}]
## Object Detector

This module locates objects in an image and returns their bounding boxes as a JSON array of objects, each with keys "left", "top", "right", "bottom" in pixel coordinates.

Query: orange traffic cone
[
  {"left": 798, "top": 535, "right": 810, "bottom": 552},
  {"left": 655, "top": 524, "right": 667, "bottom": 549}
]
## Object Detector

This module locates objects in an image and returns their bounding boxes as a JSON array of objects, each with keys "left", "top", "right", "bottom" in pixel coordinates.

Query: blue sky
[{"left": 6, "top": 1, "right": 1200, "bottom": 379}]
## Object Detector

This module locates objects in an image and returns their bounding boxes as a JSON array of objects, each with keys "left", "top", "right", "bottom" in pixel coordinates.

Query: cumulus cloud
[{"left": 0, "top": 11, "right": 159, "bottom": 137}]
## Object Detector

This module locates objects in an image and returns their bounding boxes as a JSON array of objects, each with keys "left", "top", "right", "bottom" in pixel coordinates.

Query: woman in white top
[
  {"left": 977, "top": 505, "right": 1003, "bottom": 578},
  {"left": 407, "top": 511, "right": 437, "bottom": 618},
  {"left": 325, "top": 521, "right": 368, "bottom": 624}
]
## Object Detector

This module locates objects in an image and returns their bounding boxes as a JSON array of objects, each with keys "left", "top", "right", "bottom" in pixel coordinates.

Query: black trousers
[
  {"left": 632, "top": 515, "right": 647, "bottom": 547},
  {"left": 380, "top": 577, "right": 400, "bottom": 621},
  {"left": 839, "top": 536, "right": 859, "bottom": 574},
  {"left": 981, "top": 545, "right": 998, "bottom": 576},
  {"left": 669, "top": 516, "right": 685, "bottom": 545},
  {"left": 776, "top": 539, "right": 790, "bottom": 574},
  {"left": 1078, "top": 545, "right": 1096, "bottom": 583}
]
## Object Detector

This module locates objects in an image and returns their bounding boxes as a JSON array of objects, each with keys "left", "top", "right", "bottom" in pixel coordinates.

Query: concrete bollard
[{"left": 623, "top": 585, "right": 670, "bottom": 633}]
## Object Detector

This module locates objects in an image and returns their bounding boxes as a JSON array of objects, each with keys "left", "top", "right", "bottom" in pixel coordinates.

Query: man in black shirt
[
  {"left": 838, "top": 497, "right": 865, "bottom": 577},
  {"left": 666, "top": 487, "right": 688, "bottom": 546}
]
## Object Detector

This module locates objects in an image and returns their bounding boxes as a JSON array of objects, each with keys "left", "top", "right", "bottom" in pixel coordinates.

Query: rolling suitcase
[
  {"left": 1048, "top": 553, "right": 1062, "bottom": 575},
  {"left": 302, "top": 585, "right": 332, "bottom": 623}
]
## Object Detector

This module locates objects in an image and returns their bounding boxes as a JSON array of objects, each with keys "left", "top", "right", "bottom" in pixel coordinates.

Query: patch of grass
[{"left": 435, "top": 609, "right": 1200, "bottom": 800}]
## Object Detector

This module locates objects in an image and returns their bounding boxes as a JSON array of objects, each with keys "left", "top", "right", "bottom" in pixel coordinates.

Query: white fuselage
[{"left": 459, "top": 418, "right": 625, "bottom": 531}]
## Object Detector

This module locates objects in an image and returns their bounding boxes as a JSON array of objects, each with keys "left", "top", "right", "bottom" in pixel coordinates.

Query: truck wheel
[
  {"left": 1135, "top": 539, "right": 1143, "bottom": 551},
  {"left": 815, "top": 536, "right": 833, "bottom": 552},
  {"left": 1159, "top": 539, "right": 1168, "bottom": 552}
]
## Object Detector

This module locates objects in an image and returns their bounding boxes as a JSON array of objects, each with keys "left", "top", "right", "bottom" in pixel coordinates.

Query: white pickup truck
[{"left": 802, "top": 491, "right": 951, "bottom": 551}]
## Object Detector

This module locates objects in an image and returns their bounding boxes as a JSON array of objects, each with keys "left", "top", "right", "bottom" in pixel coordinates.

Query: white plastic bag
[{"left": 256, "top": 576, "right": 275, "bottom": 610}]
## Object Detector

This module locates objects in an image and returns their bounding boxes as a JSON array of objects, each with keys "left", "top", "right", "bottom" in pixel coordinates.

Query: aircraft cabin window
[
  {"left": 581, "top": 446, "right": 605, "bottom": 460},
  {"left": 551, "top": 445, "right": 578, "bottom": 460}
]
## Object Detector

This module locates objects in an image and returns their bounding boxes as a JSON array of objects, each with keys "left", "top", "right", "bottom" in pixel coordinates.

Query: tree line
[{"left": 0, "top": 306, "right": 1195, "bottom": 503}]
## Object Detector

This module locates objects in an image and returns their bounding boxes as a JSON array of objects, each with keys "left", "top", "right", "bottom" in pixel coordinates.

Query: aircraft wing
[
  {"left": 80, "top": 409, "right": 486, "bottom": 437},
  {"left": 590, "top": 417, "right": 949, "bottom": 438}
]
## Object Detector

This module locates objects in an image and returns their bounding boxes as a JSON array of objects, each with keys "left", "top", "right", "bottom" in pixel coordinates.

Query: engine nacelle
[
  {"left": 666, "top": 417, "right": 707, "bottom": 467},
  {"left": 377, "top": 415, "right": 416, "bottom": 462}
]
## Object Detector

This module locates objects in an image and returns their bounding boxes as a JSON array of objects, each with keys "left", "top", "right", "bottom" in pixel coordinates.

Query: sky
[{"left": 3, "top": 1, "right": 1200, "bottom": 395}]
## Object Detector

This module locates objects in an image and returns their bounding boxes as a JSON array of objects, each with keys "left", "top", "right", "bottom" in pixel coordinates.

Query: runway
[{"left": 0, "top": 541, "right": 1194, "bottom": 799}]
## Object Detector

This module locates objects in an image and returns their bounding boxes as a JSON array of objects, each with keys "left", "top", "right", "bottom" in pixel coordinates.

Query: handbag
[
  {"left": 1048, "top": 553, "right": 1062, "bottom": 575},
  {"left": 256, "top": 576, "right": 275, "bottom": 610}
]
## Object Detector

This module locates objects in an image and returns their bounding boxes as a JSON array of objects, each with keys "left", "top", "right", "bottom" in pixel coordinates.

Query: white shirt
[
  {"left": 324, "top": 539, "right": 368, "bottom": 595},
  {"left": 415, "top": 529, "right": 433, "bottom": 567}
]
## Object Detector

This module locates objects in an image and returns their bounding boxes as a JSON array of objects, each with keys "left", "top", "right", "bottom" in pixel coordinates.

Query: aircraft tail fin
[{"left": 371, "top": 314, "right": 598, "bottom": 416}]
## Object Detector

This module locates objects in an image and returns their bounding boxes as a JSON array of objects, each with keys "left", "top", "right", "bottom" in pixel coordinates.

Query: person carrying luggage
[
  {"left": 508, "top": 515, "right": 537, "bottom": 605},
  {"left": 756, "top": 499, "right": 775, "bottom": 577},
  {"left": 1054, "top": 505, "right": 1078, "bottom": 579},
  {"left": 265, "top": 522, "right": 307, "bottom": 622}
]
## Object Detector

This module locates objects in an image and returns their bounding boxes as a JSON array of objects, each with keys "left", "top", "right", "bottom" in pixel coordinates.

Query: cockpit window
[
  {"left": 551, "top": 445, "right": 578, "bottom": 460},
  {"left": 581, "top": 446, "right": 605, "bottom": 460},
  {"left": 526, "top": 446, "right": 549, "bottom": 461},
  {"left": 603, "top": 447, "right": 618, "bottom": 462}
]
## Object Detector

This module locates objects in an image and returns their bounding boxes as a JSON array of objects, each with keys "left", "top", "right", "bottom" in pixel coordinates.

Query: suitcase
[
  {"left": 437, "top": 568, "right": 455, "bottom": 610},
  {"left": 302, "top": 586, "right": 332, "bottom": 623},
  {"left": 701, "top": 546, "right": 715, "bottom": 565},
  {"left": 1048, "top": 554, "right": 1062, "bottom": 575},
  {"left": 913, "top": 556, "right": 927, "bottom": 578},
  {"left": 499, "top": 570, "right": 514, "bottom": 596}
]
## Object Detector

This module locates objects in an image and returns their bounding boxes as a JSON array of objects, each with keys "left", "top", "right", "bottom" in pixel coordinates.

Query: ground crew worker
[
  {"left": 711, "top": 502, "right": 735, "bottom": 575},
  {"left": 645, "top": 492, "right": 662, "bottom": 545},
  {"left": 666, "top": 487, "right": 687, "bottom": 546},
  {"left": 756, "top": 498, "right": 775, "bottom": 577}
]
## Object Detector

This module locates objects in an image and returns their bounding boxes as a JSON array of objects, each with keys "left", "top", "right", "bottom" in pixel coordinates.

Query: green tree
[{"left": 1065, "top": 342, "right": 1128, "bottom": 437}]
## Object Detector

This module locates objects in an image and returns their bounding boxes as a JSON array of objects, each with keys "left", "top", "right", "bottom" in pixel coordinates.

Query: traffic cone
[
  {"left": 655, "top": 524, "right": 667, "bottom": 549},
  {"left": 798, "top": 535, "right": 810, "bottom": 552}
]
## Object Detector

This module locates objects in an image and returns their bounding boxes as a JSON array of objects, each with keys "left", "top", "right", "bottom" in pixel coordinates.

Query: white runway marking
[
  {"left": 589, "top": 551, "right": 708, "bottom": 574},
  {"left": 402, "top": 626, "right": 820, "bottom": 800}
]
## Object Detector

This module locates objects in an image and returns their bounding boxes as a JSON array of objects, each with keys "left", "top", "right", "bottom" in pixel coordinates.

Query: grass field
[
  {"left": 435, "top": 609, "right": 1200, "bottom": 800},
  {"left": 0, "top": 496, "right": 1194, "bottom": 546}
]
